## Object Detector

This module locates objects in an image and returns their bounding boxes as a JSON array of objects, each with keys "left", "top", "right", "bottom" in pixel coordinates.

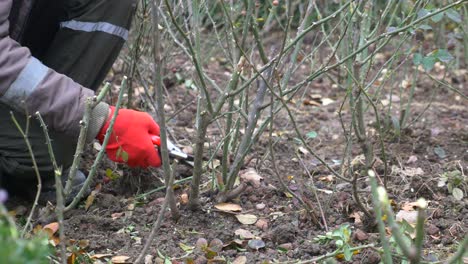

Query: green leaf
[
  {"left": 433, "top": 146, "right": 446, "bottom": 159},
  {"left": 422, "top": 56, "right": 436, "bottom": 71},
  {"left": 435, "top": 49, "right": 454, "bottom": 63},
  {"left": 417, "top": 9, "right": 429, "bottom": 19},
  {"left": 446, "top": 9, "right": 461, "bottom": 23},
  {"left": 106, "top": 168, "right": 113, "bottom": 178},
  {"left": 306, "top": 131, "right": 318, "bottom": 139},
  {"left": 413, "top": 53, "right": 423, "bottom": 65},
  {"left": 343, "top": 244, "right": 353, "bottom": 261},
  {"left": 179, "top": 243, "right": 194, "bottom": 253},
  {"left": 121, "top": 151, "right": 129, "bottom": 163},
  {"left": 431, "top": 12, "right": 444, "bottom": 23},
  {"left": 418, "top": 24, "right": 432, "bottom": 30},
  {"left": 452, "top": 188, "right": 464, "bottom": 200}
]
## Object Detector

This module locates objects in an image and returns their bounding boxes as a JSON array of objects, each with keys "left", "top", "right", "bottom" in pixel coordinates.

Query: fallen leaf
[
  {"left": 433, "top": 146, "right": 446, "bottom": 159},
  {"left": 232, "top": 256, "right": 247, "bottom": 264},
  {"left": 111, "top": 255, "right": 131, "bottom": 263},
  {"left": 396, "top": 210, "right": 418, "bottom": 224},
  {"left": 78, "top": 239, "right": 90, "bottom": 249},
  {"left": 43, "top": 222, "right": 59, "bottom": 235},
  {"left": 318, "top": 175, "right": 334, "bottom": 182},
  {"left": 85, "top": 183, "right": 102, "bottom": 211},
  {"left": 298, "top": 146, "right": 309, "bottom": 155},
  {"left": 349, "top": 212, "right": 362, "bottom": 225},
  {"left": 179, "top": 243, "right": 195, "bottom": 253},
  {"left": 401, "top": 201, "right": 419, "bottom": 211},
  {"left": 236, "top": 214, "right": 258, "bottom": 225},
  {"left": 239, "top": 168, "right": 263, "bottom": 188},
  {"left": 406, "top": 155, "right": 418, "bottom": 164},
  {"left": 91, "top": 253, "right": 113, "bottom": 259},
  {"left": 111, "top": 212, "right": 124, "bottom": 220},
  {"left": 234, "top": 229, "right": 254, "bottom": 239},
  {"left": 322, "top": 98, "right": 335, "bottom": 106},
  {"left": 180, "top": 193, "right": 189, "bottom": 205},
  {"left": 214, "top": 203, "right": 242, "bottom": 212},
  {"left": 247, "top": 239, "right": 265, "bottom": 250},
  {"left": 452, "top": 187, "right": 464, "bottom": 200}
]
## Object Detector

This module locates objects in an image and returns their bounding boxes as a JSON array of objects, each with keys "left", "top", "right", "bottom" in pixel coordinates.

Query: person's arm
[
  {"left": 0, "top": 1, "right": 161, "bottom": 168},
  {"left": 0, "top": 0, "right": 108, "bottom": 141}
]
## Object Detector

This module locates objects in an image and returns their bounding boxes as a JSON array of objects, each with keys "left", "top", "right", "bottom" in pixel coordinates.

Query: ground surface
[{"left": 6, "top": 41, "right": 468, "bottom": 263}]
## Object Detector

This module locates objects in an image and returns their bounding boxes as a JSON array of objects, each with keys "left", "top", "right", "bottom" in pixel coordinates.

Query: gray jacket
[{"left": 0, "top": 0, "right": 108, "bottom": 141}]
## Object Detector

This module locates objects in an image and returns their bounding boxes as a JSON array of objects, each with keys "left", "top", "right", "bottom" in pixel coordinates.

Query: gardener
[{"left": 0, "top": 0, "right": 162, "bottom": 203}]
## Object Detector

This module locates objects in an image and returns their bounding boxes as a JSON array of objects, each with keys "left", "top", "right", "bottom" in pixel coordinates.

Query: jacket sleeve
[{"left": 0, "top": 0, "right": 108, "bottom": 140}]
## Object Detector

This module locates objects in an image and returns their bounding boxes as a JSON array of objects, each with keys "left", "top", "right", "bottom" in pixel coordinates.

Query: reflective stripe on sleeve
[
  {"left": 60, "top": 20, "right": 129, "bottom": 40},
  {"left": 0, "top": 57, "right": 48, "bottom": 110}
]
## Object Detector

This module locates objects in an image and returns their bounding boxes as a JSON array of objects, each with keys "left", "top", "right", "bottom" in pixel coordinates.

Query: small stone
[
  {"left": 249, "top": 195, "right": 258, "bottom": 202},
  {"left": 144, "top": 255, "right": 154, "bottom": 264},
  {"left": 353, "top": 229, "right": 369, "bottom": 241},
  {"left": 256, "top": 203, "right": 266, "bottom": 210},
  {"left": 255, "top": 218, "right": 268, "bottom": 230},
  {"left": 427, "top": 224, "right": 440, "bottom": 235},
  {"left": 278, "top": 243, "right": 293, "bottom": 250}
]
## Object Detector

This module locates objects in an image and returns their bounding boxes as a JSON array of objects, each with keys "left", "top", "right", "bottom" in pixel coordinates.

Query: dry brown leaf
[
  {"left": 232, "top": 256, "right": 247, "bottom": 264},
  {"left": 111, "top": 212, "right": 124, "bottom": 220},
  {"left": 401, "top": 201, "right": 419, "bottom": 211},
  {"left": 180, "top": 193, "right": 189, "bottom": 205},
  {"left": 111, "top": 255, "right": 131, "bottom": 263},
  {"left": 396, "top": 210, "right": 418, "bottom": 224},
  {"left": 214, "top": 203, "right": 242, "bottom": 212},
  {"left": 85, "top": 183, "right": 102, "bottom": 211},
  {"left": 322, "top": 98, "right": 335, "bottom": 106},
  {"left": 234, "top": 228, "right": 254, "bottom": 239},
  {"left": 43, "top": 222, "right": 59, "bottom": 235},
  {"left": 239, "top": 168, "right": 263, "bottom": 188},
  {"left": 298, "top": 146, "right": 309, "bottom": 155},
  {"left": 236, "top": 214, "right": 258, "bottom": 225},
  {"left": 91, "top": 253, "right": 113, "bottom": 259},
  {"left": 318, "top": 175, "right": 334, "bottom": 182},
  {"left": 78, "top": 239, "right": 90, "bottom": 249},
  {"left": 349, "top": 212, "right": 362, "bottom": 225}
]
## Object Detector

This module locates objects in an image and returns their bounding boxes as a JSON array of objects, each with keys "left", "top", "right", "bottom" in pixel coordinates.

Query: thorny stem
[
  {"left": 65, "top": 83, "right": 110, "bottom": 198},
  {"left": 225, "top": 67, "right": 273, "bottom": 190},
  {"left": 150, "top": 0, "right": 179, "bottom": 220},
  {"left": 65, "top": 77, "right": 128, "bottom": 212},
  {"left": 35, "top": 112, "right": 66, "bottom": 264},
  {"left": 10, "top": 113, "right": 41, "bottom": 237},
  {"left": 163, "top": 0, "right": 214, "bottom": 114}
]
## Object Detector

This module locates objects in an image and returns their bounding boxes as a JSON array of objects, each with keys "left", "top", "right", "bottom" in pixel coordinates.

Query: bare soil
[{"left": 6, "top": 44, "right": 468, "bottom": 263}]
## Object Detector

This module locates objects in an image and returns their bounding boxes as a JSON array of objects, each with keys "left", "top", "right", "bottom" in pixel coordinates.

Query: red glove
[{"left": 97, "top": 106, "right": 162, "bottom": 168}]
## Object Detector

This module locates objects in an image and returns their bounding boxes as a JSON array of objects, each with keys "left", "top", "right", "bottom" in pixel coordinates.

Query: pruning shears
[{"left": 151, "top": 135, "right": 194, "bottom": 167}]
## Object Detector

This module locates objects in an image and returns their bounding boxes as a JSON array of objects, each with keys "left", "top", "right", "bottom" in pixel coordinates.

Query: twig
[
  {"left": 134, "top": 160, "right": 177, "bottom": 264},
  {"left": 295, "top": 152, "right": 327, "bottom": 230},
  {"left": 35, "top": 112, "right": 66, "bottom": 264},
  {"left": 65, "top": 83, "right": 110, "bottom": 198},
  {"left": 65, "top": 77, "right": 127, "bottom": 212},
  {"left": 150, "top": 0, "right": 179, "bottom": 219},
  {"left": 10, "top": 113, "right": 41, "bottom": 237}
]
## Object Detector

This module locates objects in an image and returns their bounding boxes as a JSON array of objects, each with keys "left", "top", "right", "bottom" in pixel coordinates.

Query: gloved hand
[{"left": 97, "top": 106, "right": 161, "bottom": 168}]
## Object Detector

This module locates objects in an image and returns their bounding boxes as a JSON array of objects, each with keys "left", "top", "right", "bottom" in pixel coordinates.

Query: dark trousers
[{"left": 0, "top": 0, "right": 136, "bottom": 190}]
